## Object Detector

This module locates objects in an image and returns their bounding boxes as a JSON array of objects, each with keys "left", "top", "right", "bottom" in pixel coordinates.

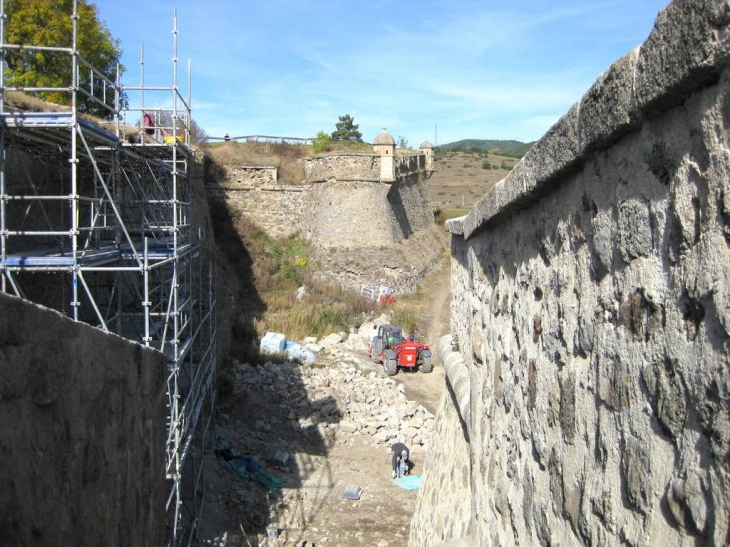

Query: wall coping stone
[
  {"left": 305, "top": 177, "right": 381, "bottom": 183},
  {"left": 437, "top": 335, "right": 471, "bottom": 428},
  {"left": 447, "top": 0, "right": 730, "bottom": 240},
  {"left": 445, "top": 215, "right": 467, "bottom": 236},
  {"left": 303, "top": 152, "right": 378, "bottom": 159}
]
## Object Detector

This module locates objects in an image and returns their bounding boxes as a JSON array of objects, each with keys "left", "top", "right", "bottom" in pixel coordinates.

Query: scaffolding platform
[{"left": 0, "top": 3, "right": 215, "bottom": 545}]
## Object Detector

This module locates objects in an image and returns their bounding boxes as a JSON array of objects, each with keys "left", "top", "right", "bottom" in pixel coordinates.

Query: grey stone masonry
[
  {"left": 302, "top": 152, "right": 380, "bottom": 182},
  {"left": 208, "top": 151, "right": 434, "bottom": 249},
  {"left": 426, "top": 1, "right": 730, "bottom": 546},
  {"left": 0, "top": 293, "right": 167, "bottom": 546},
  {"left": 408, "top": 380, "right": 472, "bottom": 547}
]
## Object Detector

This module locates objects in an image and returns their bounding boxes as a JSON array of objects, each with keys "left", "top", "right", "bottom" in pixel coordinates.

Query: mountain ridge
[{"left": 437, "top": 139, "right": 534, "bottom": 158}]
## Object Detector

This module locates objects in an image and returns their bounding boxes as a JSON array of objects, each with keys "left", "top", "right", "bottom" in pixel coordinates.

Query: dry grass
[
  {"left": 4, "top": 91, "right": 71, "bottom": 112},
  {"left": 3, "top": 91, "right": 138, "bottom": 138},
  {"left": 429, "top": 150, "right": 518, "bottom": 213},
  {"left": 205, "top": 140, "right": 308, "bottom": 183}
]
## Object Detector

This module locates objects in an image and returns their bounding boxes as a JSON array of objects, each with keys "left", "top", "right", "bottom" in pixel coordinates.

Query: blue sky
[{"left": 96, "top": 0, "right": 670, "bottom": 145}]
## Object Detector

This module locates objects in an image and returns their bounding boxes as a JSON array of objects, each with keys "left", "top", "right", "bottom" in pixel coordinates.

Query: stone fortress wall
[
  {"left": 409, "top": 1, "right": 730, "bottom": 546},
  {"left": 0, "top": 292, "right": 167, "bottom": 546},
  {"left": 207, "top": 143, "right": 435, "bottom": 246}
]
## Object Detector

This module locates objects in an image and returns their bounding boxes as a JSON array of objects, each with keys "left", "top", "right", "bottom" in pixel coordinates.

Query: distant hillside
[{"left": 437, "top": 139, "right": 535, "bottom": 159}]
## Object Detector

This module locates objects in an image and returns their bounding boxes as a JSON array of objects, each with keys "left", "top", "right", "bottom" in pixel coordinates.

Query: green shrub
[
  {"left": 433, "top": 208, "right": 446, "bottom": 224},
  {"left": 231, "top": 220, "right": 381, "bottom": 343},
  {"left": 481, "top": 160, "right": 491, "bottom": 169},
  {"left": 312, "top": 131, "right": 330, "bottom": 154},
  {"left": 390, "top": 307, "right": 419, "bottom": 336}
]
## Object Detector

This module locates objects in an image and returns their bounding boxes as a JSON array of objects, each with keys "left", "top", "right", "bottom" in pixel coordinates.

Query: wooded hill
[{"left": 437, "top": 139, "right": 534, "bottom": 158}]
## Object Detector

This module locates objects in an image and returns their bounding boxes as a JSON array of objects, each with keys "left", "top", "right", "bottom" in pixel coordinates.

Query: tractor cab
[
  {"left": 372, "top": 325, "right": 403, "bottom": 355},
  {"left": 381, "top": 325, "right": 402, "bottom": 349}
]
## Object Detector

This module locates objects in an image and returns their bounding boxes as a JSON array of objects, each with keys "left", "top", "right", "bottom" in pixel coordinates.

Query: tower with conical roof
[
  {"left": 373, "top": 127, "right": 395, "bottom": 181},
  {"left": 419, "top": 140, "right": 434, "bottom": 170}
]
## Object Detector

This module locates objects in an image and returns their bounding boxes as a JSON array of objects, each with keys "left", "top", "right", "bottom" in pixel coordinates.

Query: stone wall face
[
  {"left": 408, "top": 384, "right": 472, "bottom": 546},
  {"left": 207, "top": 165, "right": 304, "bottom": 238},
  {"left": 0, "top": 293, "right": 167, "bottom": 546},
  {"left": 213, "top": 185, "right": 306, "bottom": 239},
  {"left": 414, "top": 1, "right": 730, "bottom": 546},
  {"left": 302, "top": 181, "right": 399, "bottom": 247},
  {"left": 209, "top": 152, "right": 435, "bottom": 248},
  {"left": 222, "top": 165, "right": 278, "bottom": 186},
  {"left": 302, "top": 153, "right": 380, "bottom": 182},
  {"left": 389, "top": 171, "right": 435, "bottom": 237},
  {"left": 395, "top": 153, "right": 425, "bottom": 179}
]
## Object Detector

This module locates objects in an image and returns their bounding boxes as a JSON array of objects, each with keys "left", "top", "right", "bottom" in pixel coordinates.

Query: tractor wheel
[
  {"left": 384, "top": 357, "right": 398, "bottom": 376},
  {"left": 420, "top": 356, "right": 433, "bottom": 373}
]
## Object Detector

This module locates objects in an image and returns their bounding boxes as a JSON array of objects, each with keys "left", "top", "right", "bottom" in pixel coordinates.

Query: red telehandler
[{"left": 368, "top": 325, "right": 433, "bottom": 376}]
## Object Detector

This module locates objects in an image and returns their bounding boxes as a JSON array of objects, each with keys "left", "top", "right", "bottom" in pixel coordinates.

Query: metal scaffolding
[{"left": 0, "top": 2, "right": 216, "bottom": 545}]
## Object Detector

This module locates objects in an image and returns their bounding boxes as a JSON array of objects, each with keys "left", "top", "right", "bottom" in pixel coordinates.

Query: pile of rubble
[{"left": 227, "top": 353, "right": 435, "bottom": 450}]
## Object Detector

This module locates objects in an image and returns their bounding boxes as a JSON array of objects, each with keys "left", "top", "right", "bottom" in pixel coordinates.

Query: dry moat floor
[{"left": 197, "top": 253, "right": 452, "bottom": 547}]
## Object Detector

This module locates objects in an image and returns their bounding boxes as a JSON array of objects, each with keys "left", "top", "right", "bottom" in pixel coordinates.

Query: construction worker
[{"left": 391, "top": 442, "right": 410, "bottom": 478}]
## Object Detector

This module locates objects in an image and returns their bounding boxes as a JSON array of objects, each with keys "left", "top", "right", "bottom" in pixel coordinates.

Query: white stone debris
[{"left": 229, "top": 329, "right": 434, "bottom": 449}]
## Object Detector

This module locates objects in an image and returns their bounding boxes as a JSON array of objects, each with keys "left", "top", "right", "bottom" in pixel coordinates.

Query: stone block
[
  {"left": 337, "top": 420, "right": 359, "bottom": 433},
  {"left": 573, "top": 315, "right": 594, "bottom": 356},
  {"left": 666, "top": 472, "right": 709, "bottom": 534},
  {"left": 640, "top": 358, "right": 686, "bottom": 441},
  {"left": 618, "top": 199, "right": 653, "bottom": 261},
  {"left": 578, "top": 49, "right": 641, "bottom": 151},
  {"left": 318, "top": 332, "right": 344, "bottom": 348},
  {"left": 635, "top": 0, "right": 730, "bottom": 115},
  {"left": 559, "top": 371, "right": 576, "bottom": 444},
  {"left": 621, "top": 436, "right": 653, "bottom": 515},
  {"left": 590, "top": 211, "right": 614, "bottom": 280}
]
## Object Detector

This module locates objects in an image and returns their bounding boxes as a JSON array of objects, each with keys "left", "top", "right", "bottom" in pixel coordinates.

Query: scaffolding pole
[{"left": 0, "top": 3, "right": 215, "bottom": 545}]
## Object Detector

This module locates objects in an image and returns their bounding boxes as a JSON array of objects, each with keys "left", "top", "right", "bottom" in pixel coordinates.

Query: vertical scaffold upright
[{"left": 0, "top": 2, "right": 216, "bottom": 544}]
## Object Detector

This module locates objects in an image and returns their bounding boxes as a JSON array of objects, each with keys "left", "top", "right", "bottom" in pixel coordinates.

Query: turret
[
  {"left": 419, "top": 140, "right": 434, "bottom": 170},
  {"left": 373, "top": 127, "right": 395, "bottom": 181}
]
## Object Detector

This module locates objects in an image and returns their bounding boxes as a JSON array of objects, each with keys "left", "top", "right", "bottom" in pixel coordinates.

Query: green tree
[
  {"left": 331, "top": 114, "right": 362, "bottom": 142},
  {"left": 4, "top": 0, "right": 124, "bottom": 118},
  {"left": 312, "top": 131, "right": 330, "bottom": 153},
  {"left": 397, "top": 135, "right": 409, "bottom": 149}
]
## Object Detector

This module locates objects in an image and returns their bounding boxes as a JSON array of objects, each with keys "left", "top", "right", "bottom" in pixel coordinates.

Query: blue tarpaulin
[
  {"left": 285, "top": 341, "right": 317, "bottom": 363},
  {"left": 217, "top": 436, "right": 284, "bottom": 492},
  {"left": 391, "top": 474, "right": 421, "bottom": 491}
]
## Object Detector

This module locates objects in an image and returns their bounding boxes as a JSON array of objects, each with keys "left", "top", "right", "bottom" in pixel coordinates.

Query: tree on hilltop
[
  {"left": 331, "top": 114, "right": 362, "bottom": 142},
  {"left": 3, "top": 0, "right": 124, "bottom": 118}
]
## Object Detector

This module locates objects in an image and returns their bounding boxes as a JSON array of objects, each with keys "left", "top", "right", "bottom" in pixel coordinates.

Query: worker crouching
[{"left": 391, "top": 442, "right": 410, "bottom": 478}]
